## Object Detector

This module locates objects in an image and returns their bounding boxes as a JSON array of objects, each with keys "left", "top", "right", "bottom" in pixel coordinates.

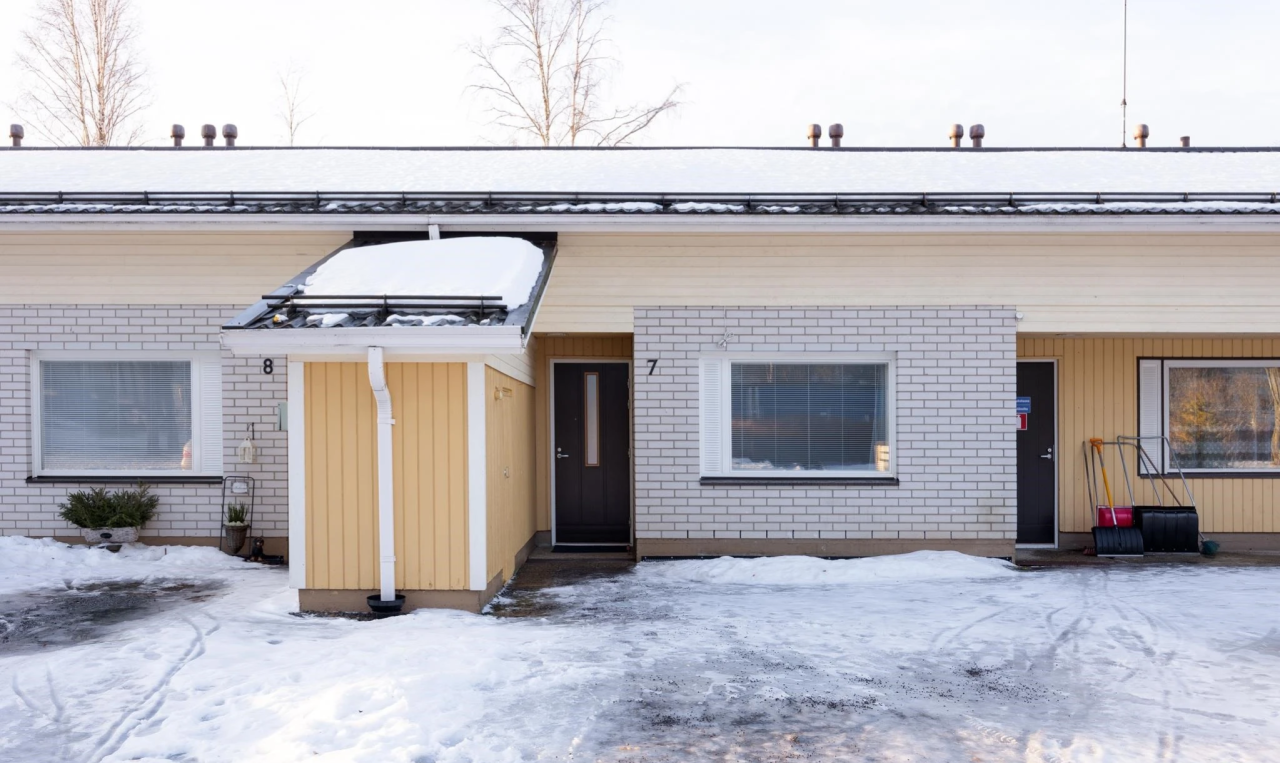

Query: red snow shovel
[{"left": 1088, "top": 438, "right": 1144, "bottom": 557}]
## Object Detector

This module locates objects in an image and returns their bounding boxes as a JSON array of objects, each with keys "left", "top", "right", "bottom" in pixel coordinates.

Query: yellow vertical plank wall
[
  {"left": 388, "top": 363, "right": 470, "bottom": 590},
  {"left": 486, "top": 367, "right": 537, "bottom": 583},
  {"left": 533, "top": 334, "right": 634, "bottom": 530},
  {"left": 305, "top": 363, "right": 378, "bottom": 590},
  {"left": 1018, "top": 336, "right": 1280, "bottom": 535},
  {"left": 304, "top": 362, "right": 470, "bottom": 591}
]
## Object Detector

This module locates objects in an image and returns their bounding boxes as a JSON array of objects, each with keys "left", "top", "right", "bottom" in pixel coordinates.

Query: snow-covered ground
[{"left": 2, "top": 539, "right": 1279, "bottom": 762}]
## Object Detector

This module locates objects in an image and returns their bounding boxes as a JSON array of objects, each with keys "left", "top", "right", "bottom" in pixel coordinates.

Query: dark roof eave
[{"left": 3, "top": 190, "right": 1280, "bottom": 216}]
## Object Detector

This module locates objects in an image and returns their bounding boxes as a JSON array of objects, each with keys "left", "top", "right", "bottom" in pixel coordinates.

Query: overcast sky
[{"left": 1, "top": 0, "right": 1276, "bottom": 149}]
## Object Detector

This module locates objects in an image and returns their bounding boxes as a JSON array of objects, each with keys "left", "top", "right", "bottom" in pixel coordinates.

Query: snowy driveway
[{"left": 2, "top": 541, "right": 1279, "bottom": 762}]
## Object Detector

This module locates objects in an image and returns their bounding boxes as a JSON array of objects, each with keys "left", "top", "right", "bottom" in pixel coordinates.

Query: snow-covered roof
[
  {"left": 7, "top": 146, "right": 1280, "bottom": 193},
  {"left": 228, "top": 236, "right": 552, "bottom": 334},
  {"left": 4, "top": 147, "right": 1280, "bottom": 215}
]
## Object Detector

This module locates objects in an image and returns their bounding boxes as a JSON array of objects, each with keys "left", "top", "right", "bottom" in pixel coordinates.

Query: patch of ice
[
  {"left": 0, "top": 536, "right": 257, "bottom": 595},
  {"left": 302, "top": 237, "right": 544, "bottom": 311},
  {"left": 636, "top": 550, "right": 1017, "bottom": 586}
]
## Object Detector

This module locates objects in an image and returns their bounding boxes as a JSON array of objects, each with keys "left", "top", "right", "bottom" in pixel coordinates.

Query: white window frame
[
  {"left": 1161, "top": 358, "right": 1280, "bottom": 474},
  {"left": 699, "top": 353, "right": 897, "bottom": 479},
  {"left": 30, "top": 351, "right": 224, "bottom": 478}
]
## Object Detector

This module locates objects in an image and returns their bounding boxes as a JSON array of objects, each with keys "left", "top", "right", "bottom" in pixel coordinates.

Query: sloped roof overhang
[{"left": 221, "top": 323, "right": 526, "bottom": 358}]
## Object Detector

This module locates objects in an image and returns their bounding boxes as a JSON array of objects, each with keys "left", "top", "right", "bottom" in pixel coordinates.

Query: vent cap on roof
[{"left": 807, "top": 124, "right": 822, "bottom": 148}]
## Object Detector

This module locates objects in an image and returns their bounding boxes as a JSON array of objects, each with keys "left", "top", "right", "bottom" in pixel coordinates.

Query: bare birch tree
[
  {"left": 276, "top": 64, "right": 316, "bottom": 147},
  {"left": 13, "top": 0, "right": 148, "bottom": 146},
  {"left": 468, "top": 0, "right": 681, "bottom": 146}
]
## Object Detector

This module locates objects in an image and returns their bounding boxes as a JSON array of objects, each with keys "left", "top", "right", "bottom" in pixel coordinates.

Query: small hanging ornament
[{"left": 237, "top": 423, "right": 258, "bottom": 464}]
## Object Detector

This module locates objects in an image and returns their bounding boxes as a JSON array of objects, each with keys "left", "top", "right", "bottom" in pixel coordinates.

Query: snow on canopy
[
  {"left": 3, "top": 147, "right": 1280, "bottom": 194},
  {"left": 301, "top": 237, "right": 545, "bottom": 310}
]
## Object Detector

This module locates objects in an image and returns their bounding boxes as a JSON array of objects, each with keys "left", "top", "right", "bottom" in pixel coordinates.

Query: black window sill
[
  {"left": 26, "top": 475, "right": 225, "bottom": 485},
  {"left": 1171, "top": 471, "right": 1280, "bottom": 480},
  {"left": 700, "top": 477, "right": 900, "bottom": 487}
]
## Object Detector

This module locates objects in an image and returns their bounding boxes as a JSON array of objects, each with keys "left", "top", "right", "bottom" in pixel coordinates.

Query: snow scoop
[{"left": 1088, "top": 438, "right": 1144, "bottom": 557}]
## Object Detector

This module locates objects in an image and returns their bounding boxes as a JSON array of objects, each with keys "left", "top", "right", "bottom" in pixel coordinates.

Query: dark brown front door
[
  {"left": 553, "top": 362, "right": 631, "bottom": 545},
  {"left": 1016, "top": 361, "right": 1057, "bottom": 545}
]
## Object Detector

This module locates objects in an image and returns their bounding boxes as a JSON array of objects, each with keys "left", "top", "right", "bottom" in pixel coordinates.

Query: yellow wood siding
[
  {"left": 533, "top": 334, "right": 634, "bottom": 530},
  {"left": 304, "top": 362, "right": 469, "bottom": 591},
  {"left": 538, "top": 232, "right": 1280, "bottom": 334},
  {"left": 1018, "top": 336, "right": 1280, "bottom": 535},
  {"left": 486, "top": 367, "right": 537, "bottom": 583},
  {"left": 304, "top": 362, "right": 378, "bottom": 590},
  {"left": 0, "top": 231, "right": 349, "bottom": 304},
  {"left": 388, "top": 363, "right": 470, "bottom": 590}
]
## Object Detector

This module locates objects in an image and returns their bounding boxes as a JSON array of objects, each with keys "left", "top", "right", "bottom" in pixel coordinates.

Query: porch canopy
[{"left": 221, "top": 234, "right": 553, "bottom": 358}]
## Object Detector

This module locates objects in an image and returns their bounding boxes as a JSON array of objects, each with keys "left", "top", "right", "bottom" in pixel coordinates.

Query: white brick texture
[
  {"left": 633, "top": 306, "right": 1018, "bottom": 542},
  {"left": 0, "top": 305, "right": 288, "bottom": 539}
]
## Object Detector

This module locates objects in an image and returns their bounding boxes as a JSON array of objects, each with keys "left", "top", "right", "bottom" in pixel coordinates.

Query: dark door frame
[
  {"left": 549, "top": 358, "right": 633, "bottom": 546},
  {"left": 1016, "top": 358, "right": 1059, "bottom": 548}
]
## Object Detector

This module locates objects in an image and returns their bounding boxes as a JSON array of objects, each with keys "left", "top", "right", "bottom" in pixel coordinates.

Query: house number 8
[{"left": 263, "top": 359, "right": 274, "bottom": 375}]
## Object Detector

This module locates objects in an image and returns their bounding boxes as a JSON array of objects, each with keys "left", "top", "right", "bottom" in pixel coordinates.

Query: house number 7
[
  {"left": 263, "top": 359, "right": 274, "bottom": 375},
  {"left": 646, "top": 359, "right": 658, "bottom": 375}
]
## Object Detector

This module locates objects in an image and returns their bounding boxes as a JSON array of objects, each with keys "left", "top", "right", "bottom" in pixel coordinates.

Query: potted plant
[
  {"left": 223, "top": 502, "right": 250, "bottom": 554},
  {"left": 58, "top": 483, "right": 158, "bottom": 546}
]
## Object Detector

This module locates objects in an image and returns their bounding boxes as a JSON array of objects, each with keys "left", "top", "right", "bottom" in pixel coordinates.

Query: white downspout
[{"left": 367, "top": 346, "right": 397, "bottom": 602}]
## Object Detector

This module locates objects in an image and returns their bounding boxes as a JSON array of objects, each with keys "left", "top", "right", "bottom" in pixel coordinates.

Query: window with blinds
[
  {"left": 39, "top": 360, "right": 196, "bottom": 472},
  {"left": 701, "top": 357, "right": 894, "bottom": 477}
]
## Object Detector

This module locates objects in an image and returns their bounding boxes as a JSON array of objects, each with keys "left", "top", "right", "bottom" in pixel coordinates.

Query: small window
[
  {"left": 34, "top": 354, "right": 223, "bottom": 477},
  {"left": 1161, "top": 360, "right": 1280, "bottom": 472},
  {"left": 701, "top": 357, "right": 894, "bottom": 478}
]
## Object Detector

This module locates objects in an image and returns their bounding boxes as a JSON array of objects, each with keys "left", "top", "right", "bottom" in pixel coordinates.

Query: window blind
[
  {"left": 700, "top": 360, "right": 724, "bottom": 475},
  {"left": 1138, "top": 359, "right": 1162, "bottom": 474},
  {"left": 40, "top": 360, "right": 194, "bottom": 472},
  {"left": 729, "top": 362, "right": 888, "bottom": 473}
]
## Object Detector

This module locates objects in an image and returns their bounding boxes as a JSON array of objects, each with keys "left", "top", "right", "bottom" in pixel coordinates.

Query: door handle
[
  {"left": 556, "top": 452, "right": 570, "bottom": 459},
  {"left": 1040, "top": 448, "right": 1054, "bottom": 460}
]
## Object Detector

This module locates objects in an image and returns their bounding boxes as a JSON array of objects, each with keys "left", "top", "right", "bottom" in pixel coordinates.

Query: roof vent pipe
[
  {"left": 807, "top": 124, "right": 822, "bottom": 148},
  {"left": 969, "top": 123, "right": 985, "bottom": 148},
  {"left": 171, "top": 124, "right": 185, "bottom": 147},
  {"left": 828, "top": 123, "right": 844, "bottom": 148},
  {"left": 201, "top": 124, "right": 216, "bottom": 147},
  {"left": 803, "top": 124, "right": 824, "bottom": 148},
  {"left": 948, "top": 124, "right": 965, "bottom": 148},
  {"left": 222, "top": 124, "right": 237, "bottom": 147},
  {"left": 1133, "top": 123, "right": 1149, "bottom": 148},
  {"left": 9, "top": 124, "right": 22, "bottom": 147},
  {"left": 1180, "top": 136, "right": 1191, "bottom": 148}
]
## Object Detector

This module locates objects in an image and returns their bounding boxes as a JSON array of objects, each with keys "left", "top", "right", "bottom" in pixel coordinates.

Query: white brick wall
[
  {"left": 633, "top": 306, "right": 1018, "bottom": 543},
  {"left": 0, "top": 305, "right": 288, "bottom": 539}
]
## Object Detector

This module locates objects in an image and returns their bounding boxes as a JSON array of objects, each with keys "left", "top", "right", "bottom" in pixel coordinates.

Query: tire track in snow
[
  {"left": 1099, "top": 572, "right": 1192, "bottom": 763},
  {"left": 10, "top": 666, "right": 73, "bottom": 763},
  {"left": 82, "top": 614, "right": 217, "bottom": 763}
]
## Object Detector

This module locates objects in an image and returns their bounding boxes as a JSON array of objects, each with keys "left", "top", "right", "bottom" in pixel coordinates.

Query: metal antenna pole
[{"left": 1121, "top": 0, "right": 1128, "bottom": 147}]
